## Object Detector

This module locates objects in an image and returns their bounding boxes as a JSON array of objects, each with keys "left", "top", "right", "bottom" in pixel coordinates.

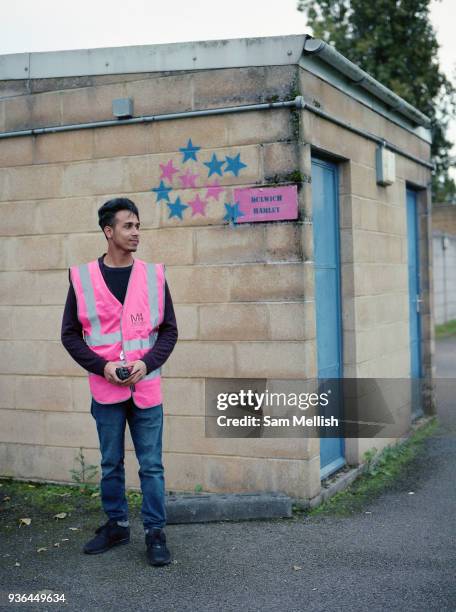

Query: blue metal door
[
  {"left": 406, "top": 188, "right": 423, "bottom": 418},
  {"left": 311, "top": 158, "right": 345, "bottom": 479}
]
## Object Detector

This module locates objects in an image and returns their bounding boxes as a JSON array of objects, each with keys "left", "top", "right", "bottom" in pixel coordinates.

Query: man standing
[{"left": 61, "top": 198, "right": 178, "bottom": 566}]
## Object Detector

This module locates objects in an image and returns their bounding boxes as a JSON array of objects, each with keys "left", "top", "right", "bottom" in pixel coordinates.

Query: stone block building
[
  {"left": 0, "top": 34, "right": 434, "bottom": 502},
  {"left": 432, "top": 205, "right": 456, "bottom": 324}
]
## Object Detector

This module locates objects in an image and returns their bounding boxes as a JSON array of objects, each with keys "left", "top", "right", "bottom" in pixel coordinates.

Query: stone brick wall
[
  {"left": 433, "top": 232, "right": 456, "bottom": 324},
  {"left": 0, "top": 61, "right": 433, "bottom": 498},
  {"left": 432, "top": 204, "right": 456, "bottom": 235}
]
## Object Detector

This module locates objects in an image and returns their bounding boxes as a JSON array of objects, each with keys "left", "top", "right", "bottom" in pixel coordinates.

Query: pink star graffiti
[
  {"left": 188, "top": 194, "right": 208, "bottom": 217},
  {"left": 160, "top": 160, "right": 179, "bottom": 182},
  {"left": 178, "top": 169, "right": 199, "bottom": 189},
  {"left": 205, "top": 180, "right": 224, "bottom": 201}
]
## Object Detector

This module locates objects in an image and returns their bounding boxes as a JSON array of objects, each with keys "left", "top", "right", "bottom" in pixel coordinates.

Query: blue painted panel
[
  {"left": 312, "top": 164, "right": 339, "bottom": 268},
  {"left": 311, "top": 158, "right": 345, "bottom": 478},
  {"left": 406, "top": 189, "right": 423, "bottom": 417},
  {"left": 314, "top": 268, "right": 341, "bottom": 379}
]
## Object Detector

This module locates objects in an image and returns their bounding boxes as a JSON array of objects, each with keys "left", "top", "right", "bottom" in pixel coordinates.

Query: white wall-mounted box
[{"left": 376, "top": 146, "right": 396, "bottom": 186}]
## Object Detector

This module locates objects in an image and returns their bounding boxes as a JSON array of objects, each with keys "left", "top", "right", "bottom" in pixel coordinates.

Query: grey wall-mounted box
[{"left": 112, "top": 97, "right": 134, "bottom": 119}]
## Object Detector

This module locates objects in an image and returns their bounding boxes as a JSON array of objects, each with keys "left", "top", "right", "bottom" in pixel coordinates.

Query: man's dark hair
[{"left": 98, "top": 198, "right": 140, "bottom": 238}]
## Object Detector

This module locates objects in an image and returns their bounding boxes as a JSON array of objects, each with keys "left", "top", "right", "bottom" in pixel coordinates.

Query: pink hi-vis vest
[{"left": 70, "top": 257, "right": 166, "bottom": 409}]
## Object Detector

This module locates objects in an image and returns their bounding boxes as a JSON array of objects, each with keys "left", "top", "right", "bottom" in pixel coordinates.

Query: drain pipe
[
  {"left": 0, "top": 97, "right": 305, "bottom": 139},
  {"left": 0, "top": 94, "right": 433, "bottom": 170},
  {"left": 302, "top": 37, "right": 431, "bottom": 128}
]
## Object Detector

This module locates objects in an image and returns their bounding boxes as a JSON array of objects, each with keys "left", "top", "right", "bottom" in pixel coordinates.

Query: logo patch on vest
[{"left": 130, "top": 312, "right": 145, "bottom": 326}]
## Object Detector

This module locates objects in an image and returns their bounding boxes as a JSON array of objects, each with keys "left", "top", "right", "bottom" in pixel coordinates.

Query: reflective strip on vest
[
  {"left": 123, "top": 331, "right": 158, "bottom": 351},
  {"left": 144, "top": 366, "right": 161, "bottom": 380},
  {"left": 147, "top": 263, "right": 160, "bottom": 328},
  {"left": 79, "top": 263, "right": 122, "bottom": 346}
]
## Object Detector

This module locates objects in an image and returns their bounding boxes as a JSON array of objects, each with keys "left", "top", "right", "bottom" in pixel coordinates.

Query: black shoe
[
  {"left": 145, "top": 528, "right": 171, "bottom": 566},
  {"left": 83, "top": 519, "right": 130, "bottom": 555}
]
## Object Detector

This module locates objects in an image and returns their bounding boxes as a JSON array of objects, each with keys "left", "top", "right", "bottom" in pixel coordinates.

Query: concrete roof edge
[{"left": 0, "top": 34, "right": 308, "bottom": 80}]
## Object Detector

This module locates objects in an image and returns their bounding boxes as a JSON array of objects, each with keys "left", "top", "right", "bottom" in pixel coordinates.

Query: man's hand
[
  {"left": 120, "top": 360, "right": 147, "bottom": 386},
  {"left": 103, "top": 361, "right": 125, "bottom": 385}
]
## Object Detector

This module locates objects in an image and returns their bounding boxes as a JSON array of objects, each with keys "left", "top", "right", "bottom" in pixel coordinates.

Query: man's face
[{"left": 105, "top": 210, "right": 140, "bottom": 252}]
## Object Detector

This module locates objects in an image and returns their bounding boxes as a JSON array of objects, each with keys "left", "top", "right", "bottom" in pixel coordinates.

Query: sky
[{"left": 0, "top": 0, "right": 454, "bottom": 170}]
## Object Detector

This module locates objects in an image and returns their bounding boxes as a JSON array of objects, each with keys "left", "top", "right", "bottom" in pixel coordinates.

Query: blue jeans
[{"left": 90, "top": 397, "right": 166, "bottom": 530}]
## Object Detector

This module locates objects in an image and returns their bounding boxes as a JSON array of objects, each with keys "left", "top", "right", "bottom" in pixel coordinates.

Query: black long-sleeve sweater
[{"left": 61, "top": 254, "right": 178, "bottom": 376}]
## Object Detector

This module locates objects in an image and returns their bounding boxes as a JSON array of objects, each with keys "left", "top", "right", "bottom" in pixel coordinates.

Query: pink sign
[{"left": 233, "top": 185, "right": 298, "bottom": 223}]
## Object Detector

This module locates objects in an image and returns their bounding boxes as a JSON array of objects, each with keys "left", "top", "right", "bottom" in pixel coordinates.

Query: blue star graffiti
[
  {"left": 179, "top": 138, "right": 201, "bottom": 163},
  {"left": 167, "top": 196, "right": 188, "bottom": 220},
  {"left": 204, "top": 153, "right": 225, "bottom": 177},
  {"left": 224, "top": 153, "right": 247, "bottom": 177},
  {"left": 151, "top": 180, "right": 173, "bottom": 203},
  {"left": 223, "top": 202, "right": 245, "bottom": 223},
  {"left": 150, "top": 140, "right": 248, "bottom": 223}
]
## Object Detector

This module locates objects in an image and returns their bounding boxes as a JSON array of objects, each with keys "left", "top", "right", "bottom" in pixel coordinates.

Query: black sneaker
[
  {"left": 145, "top": 528, "right": 171, "bottom": 566},
  {"left": 83, "top": 519, "right": 130, "bottom": 555}
]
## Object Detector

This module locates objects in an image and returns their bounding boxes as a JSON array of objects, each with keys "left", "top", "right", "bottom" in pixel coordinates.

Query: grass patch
[
  {"left": 435, "top": 319, "right": 456, "bottom": 339},
  {"left": 0, "top": 480, "right": 98, "bottom": 518},
  {"left": 0, "top": 479, "right": 144, "bottom": 527},
  {"left": 295, "top": 417, "right": 438, "bottom": 518}
]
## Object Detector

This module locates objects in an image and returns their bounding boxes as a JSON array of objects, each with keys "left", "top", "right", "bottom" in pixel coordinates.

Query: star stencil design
[
  {"left": 179, "top": 139, "right": 201, "bottom": 163},
  {"left": 178, "top": 169, "right": 199, "bottom": 189},
  {"left": 188, "top": 194, "right": 207, "bottom": 217},
  {"left": 151, "top": 180, "right": 173, "bottom": 203},
  {"left": 223, "top": 202, "right": 245, "bottom": 224},
  {"left": 167, "top": 197, "right": 188, "bottom": 220},
  {"left": 160, "top": 159, "right": 179, "bottom": 182},
  {"left": 224, "top": 153, "right": 247, "bottom": 177},
  {"left": 153, "top": 144, "right": 248, "bottom": 225},
  {"left": 204, "top": 153, "right": 225, "bottom": 177},
  {"left": 205, "top": 180, "right": 224, "bottom": 201}
]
